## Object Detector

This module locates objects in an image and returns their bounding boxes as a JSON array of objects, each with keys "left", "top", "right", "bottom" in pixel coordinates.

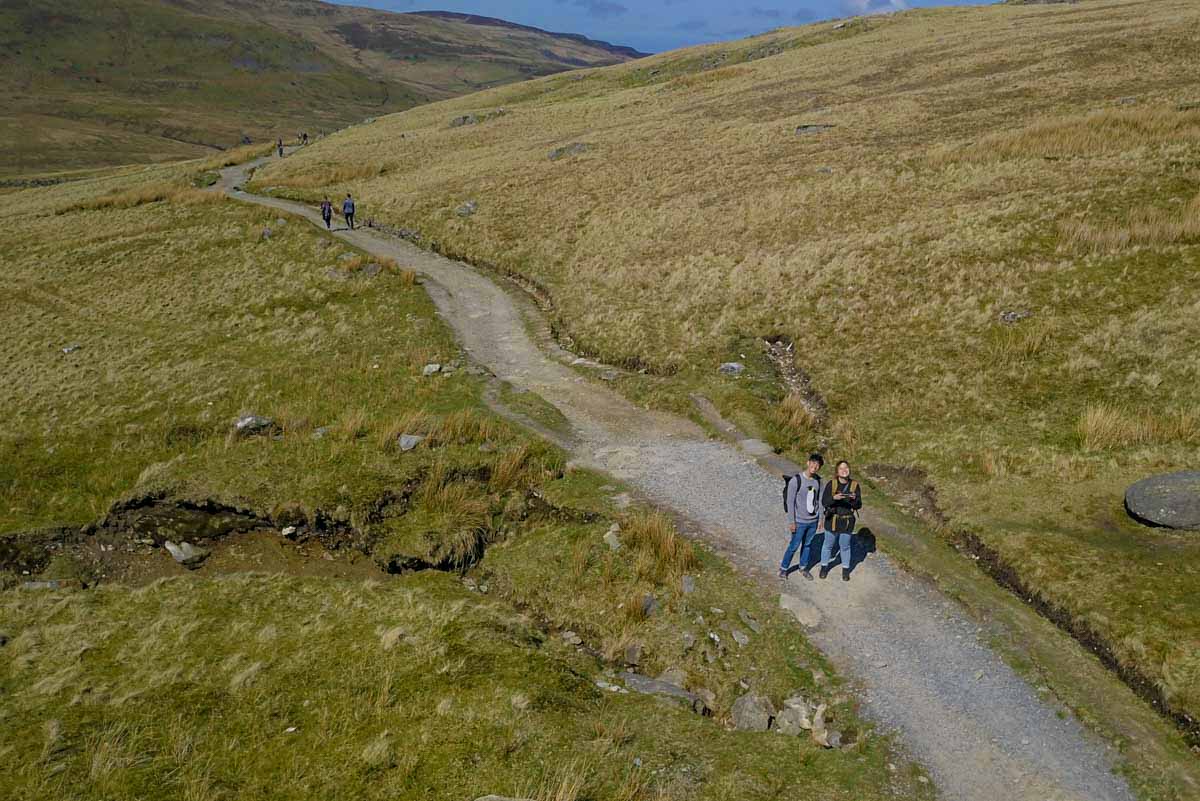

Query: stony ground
[{"left": 223, "top": 157, "right": 1136, "bottom": 801}]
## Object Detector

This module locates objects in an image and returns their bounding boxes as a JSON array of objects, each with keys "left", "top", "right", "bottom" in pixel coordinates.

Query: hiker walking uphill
[
  {"left": 320, "top": 198, "right": 333, "bottom": 230},
  {"left": 342, "top": 193, "right": 356, "bottom": 230},
  {"left": 780, "top": 453, "right": 824, "bottom": 580},
  {"left": 819, "top": 460, "right": 862, "bottom": 581}
]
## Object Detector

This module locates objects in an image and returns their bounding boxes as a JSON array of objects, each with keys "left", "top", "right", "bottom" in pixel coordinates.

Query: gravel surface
[{"left": 224, "top": 160, "right": 1134, "bottom": 801}]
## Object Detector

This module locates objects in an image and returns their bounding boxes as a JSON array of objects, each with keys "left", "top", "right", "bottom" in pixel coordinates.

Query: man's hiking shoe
[
  {"left": 800, "top": 569, "right": 814, "bottom": 581},
  {"left": 818, "top": 565, "right": 831, "bottom": 580},
  {"left": 841, "top": 568, "right": 851, "bottom": 582}
]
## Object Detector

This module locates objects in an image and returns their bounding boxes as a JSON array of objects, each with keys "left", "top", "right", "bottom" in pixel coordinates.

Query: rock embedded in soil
[
  {"left": 775, "top": 702, "right": 813, "bottom": 735},
  {"left": 624, "top": 643, "right": 643, "bottom": 667},
  {"left": 603, "top": 524, "right": 622, "bottom": 550},
  {"left": 456, "top": 200, "right": 478, "bottom": 218},
  {"left": 681, "top": 574, "right": 696, "bottom": 594},
  {"left": 731, "top": 628, "right": 749, "bottom": 647},
  {"left": 738, "top": 609, "right": 762, "bottom": 633},
  {"left": 619, "top": 671, "right": 707, "bottom": 714},
  {"left": 164, "top": 540, "right": 210, "bottom": 569},
  {"left": 549, "top": 142, "right": 591, "bottom": 161},
  {"left": 718, "top": 362, "right": 745, "bottom": 377},
  {"left": 1125, "top": 471, "right": 1200, "bottom": 530},
  {"left": 233, "top": 414, "right": 274, "bottom": 435},
  {"left": 641, "top": 594, "right": 660, "bottom": 617},
  {"left": 730, "top": 692, "right": 775, "bottom": 731},
  {"left": 61, "top": 343, "right": 81, "bottom": 355},
  {"left": 795, "top": 124, "right": 835, "bottom": 135},
  {"left": 422, "top": 363, "right": 442, "bottom": 376},
  {"left": 398, "top": 434, "right": 425, "bottom": 452}
]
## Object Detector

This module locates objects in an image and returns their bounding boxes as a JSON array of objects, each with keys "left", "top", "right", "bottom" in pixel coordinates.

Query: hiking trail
[{"left": 219, "top": 156, "right": 1133, "bottom": 801}]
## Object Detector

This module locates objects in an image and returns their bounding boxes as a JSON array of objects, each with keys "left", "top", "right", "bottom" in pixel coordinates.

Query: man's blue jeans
[
  {"left": 821, "top": 530, "right": 853, "bottom": 569},
  {"left": 781, "top": 520, "right": 819, "bottom": 572}
]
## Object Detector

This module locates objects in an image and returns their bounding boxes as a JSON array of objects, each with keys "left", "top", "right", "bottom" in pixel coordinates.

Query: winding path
[{"left": 219, "top": 157, "right": 1133, "bottom": 801}]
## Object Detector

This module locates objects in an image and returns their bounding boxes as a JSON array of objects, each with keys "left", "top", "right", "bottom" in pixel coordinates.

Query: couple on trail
[
  {"left": 320, "top": 194, "right": 356, "bottom": 230},
  {"left": 780, "top": 454, "right": 862, "bottom": 582}
]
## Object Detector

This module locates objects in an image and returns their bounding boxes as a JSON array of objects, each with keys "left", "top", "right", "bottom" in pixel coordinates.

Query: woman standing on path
[
  {"left": 819, "top": 460, "right": 862, "bottom": 582},
  {"left": 320, "top": 198, "right": 333, "bottom": 230}
]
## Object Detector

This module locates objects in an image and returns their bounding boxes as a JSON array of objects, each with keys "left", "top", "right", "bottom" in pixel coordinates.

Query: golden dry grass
[{"left": 252, "top": 0, "right": 1200, "bottom": 725}]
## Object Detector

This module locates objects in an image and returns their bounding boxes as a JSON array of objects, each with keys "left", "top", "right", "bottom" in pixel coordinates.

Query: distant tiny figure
[
  {"left": 342, "top": 193, "right": 356, "bottom": 230},
  {"left": 819, "top": 460, "right": 862, "bottom": 582},
  {"left": 320, "top": 198, "right": 333, "bottom": 230},
  {"left": 302, "top": 131, "right": 309, "bottom": 146},
  {"left": 277, "top": 138, "right": 284, "bottom": 158}
]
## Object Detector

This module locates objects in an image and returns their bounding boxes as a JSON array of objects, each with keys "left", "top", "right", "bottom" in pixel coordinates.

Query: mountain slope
[
  {"left": 253, "top": 0, "right": 1200, "bottom": 745},
  {"left": 0, "top": 0, "right": 645, "bottom": 177}
]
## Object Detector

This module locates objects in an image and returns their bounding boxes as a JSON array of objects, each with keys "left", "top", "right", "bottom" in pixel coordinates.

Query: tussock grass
[
  {"left": 1077, "top": 404, "right": 1200, "bottom": 451},
  {"left": 55, "top": 181, "right": 220, "bottom": 214},
  {"left": 1060, "top": 192, "right": 1200, "bottom": 251},
  {"left": 621, "top": 511, "right": 698, "bottom": 585},
  {"left": 775, "top": 393, "right": 819, "bottom": 437}
]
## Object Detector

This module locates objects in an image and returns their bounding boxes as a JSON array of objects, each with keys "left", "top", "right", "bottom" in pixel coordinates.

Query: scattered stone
[
  {"left": 281, "top": 526, "right": 297, "bottom": 538},
  {"left": 738, "top": 609, "right": 762, "bottom": 634},
  {"left": 363, "top": 262, "right": 382, "bottom": 278},
  {"left": 620, "top": 672, "right": 706, "bottom": 714},
  {"left": 398, "top": 434, "right": 425, "bottom": 452},
  {"left": 1125, "top": 472, "right": 1200, "bottom": 530},
  {"left": 275, "top": 218, "right": 287, "bottom": 226},
  {"left": 657, "top": 666, "right": 687, "bottom": 687},
  {"left": 600, "top": 370, "right": 618, "bottom": 381},
  {"left": 641, "top": 594, "right": 660, "bottom": 618},
  {"left": 624, "top": 643, "right": 643, "bottom": 667},
  {"left": 718, "top": 362, "right": 745, "bottom": 377},
  {"left": 816, "top": 166, "right": 834, "bottom": 174},
  {"left": 827, "top": 729, "right": 843, "bottom": 748},
  {"left": 594, "top": 678, "right": 627, "bottom": 693},
  {"left": 774, "top": 701, "right": 813, "bottom": 735},
  {"left": 450, "top": 114, "right": 479, "bottom": 128},
  {"left": 682, "top": 632, "right": 696, "bottom": 652},
  {"left": 20, "top": 579, "right": 82, "bottom": 591},
  {"left": 422, "top": 363, "right": 442, "bottom": 377},
  {"left": 810, "top": 703, "right": 831, "bottom": 747},
  {"left": 780, "top": 594, "right": 823, "bottom": 628},
  {"left": 731, "top": 629, "right": 750, "bottom": 647},
  {"left": 562, "top": 630, "right": 583, "bottom": 646},
  {"left": 833, "top": 21, "right": 847, "bottom": 29},
  {"left": 261, "top": 227, "right": 272, "bottom": 239},
  {"left": 234, "top": 414, "right": 274, "bottom": 436},
  {"left": 324, "top": 268, "right": 351, "bottom": 281},
  {"left": 730, "top": 692, "right": 775, "bottom": 731},
  {"left": 311, "top": 426, "right": 330, "bottom": 440},
  {"left": 456, "top": 200, "right": 478, "bottom": 218},
  {"left": 1117, "top": 96, "right": 1138, "bottom": 105},
  {"left": 164, "top": 540, "right": 210, "bottom": 569},
  {"left": 681, "top": 574, "right": 696, "bottom": 594},
  {"left": 549, "top": 142, "right": 591, "bottom": 161},
  {"left": 603, "top": 524, "right": 622, "bottom": 551},
  {"left": 61, "top": 343, "right": 81, "bottom": 355},
  {"left": 710, "top": 607, "right": 724, "bottom": 616},
  {"left": 796, "top": 124, "right": 835, "bottom": 135},
  {"left": 999, "top": 309, "right": 1033, "bottom": 324}
]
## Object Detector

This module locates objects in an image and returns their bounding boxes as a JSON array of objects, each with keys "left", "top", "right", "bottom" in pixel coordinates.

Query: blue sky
[{"left": 335, "top": 0, "right": 992, "bottom": 53}]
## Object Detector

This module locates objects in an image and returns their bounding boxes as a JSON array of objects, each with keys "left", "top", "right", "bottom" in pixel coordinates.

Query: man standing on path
[
  {"left": 342, "top": 193, "right": 356, "bottom": 230},
  {"left": 780, "top": 453, "right": 824, "bottom": 580}
]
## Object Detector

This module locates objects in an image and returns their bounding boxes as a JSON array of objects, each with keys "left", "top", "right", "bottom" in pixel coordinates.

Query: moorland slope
[
  {"left": 254, "top": 0, "right": 1200, "bottom": 734},
  {"left": 0, "top": 0, "right": 644, "bottom": 177}
]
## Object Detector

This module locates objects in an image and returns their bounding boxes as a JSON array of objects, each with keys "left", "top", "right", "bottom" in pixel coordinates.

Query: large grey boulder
[
  {"left": 730, "top": 692, "right": 775, "bottom": 731},
  {"left": 1125, "top": 472, "right": 1200, "bottom": 530}
]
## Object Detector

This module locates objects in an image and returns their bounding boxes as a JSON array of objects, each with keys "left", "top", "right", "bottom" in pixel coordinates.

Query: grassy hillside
[
  {"left": 0, "top": 0, "right": 643, "bottom": 177},
  {"left": 0, "top": 163, "right": 923, "bottom": 799},
  {"left": 252, "top": 0, "right": 1200, "bottom": 732}
]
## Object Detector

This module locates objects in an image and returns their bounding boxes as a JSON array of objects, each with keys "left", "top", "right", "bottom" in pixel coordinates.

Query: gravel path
[{"left": 222, "top": 159, "right": 1134, "bottom": 801}]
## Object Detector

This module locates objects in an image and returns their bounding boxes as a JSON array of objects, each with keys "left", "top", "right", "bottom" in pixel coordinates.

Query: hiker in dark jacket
[
  {"left": 320, "top": 198, "right": 333, "bottom": 229},
  {"left": 277, "top": 138, "right": 284, "bottom": 158},
  {"left": 819, "top": 460, "right": 862, "bottom": 581},
  {"left": 780, "top": 453, "right": 824, "bottom": 580},
  {"left": 342, "top": 193, "right": 356, "bottom": 230}
]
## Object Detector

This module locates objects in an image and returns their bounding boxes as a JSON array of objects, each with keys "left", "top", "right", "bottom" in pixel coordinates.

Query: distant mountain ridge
[
  {"left": 410, "top": 10, "right": 650, "bottom": 60},
  {"left": 0, "top": 0, "right": 643, "bottom": 176}
]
